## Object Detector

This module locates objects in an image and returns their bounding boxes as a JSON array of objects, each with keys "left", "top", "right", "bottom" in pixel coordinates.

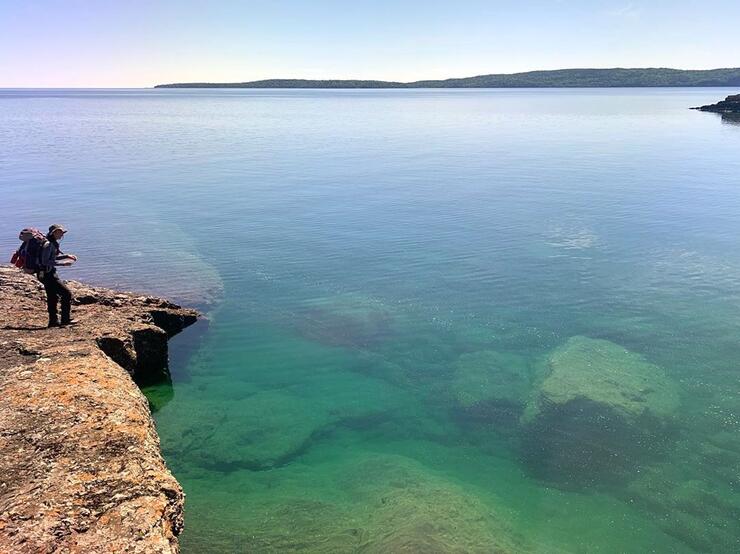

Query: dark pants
[{"left": 42, "top": 271, "right": 72, "bottom": 324}]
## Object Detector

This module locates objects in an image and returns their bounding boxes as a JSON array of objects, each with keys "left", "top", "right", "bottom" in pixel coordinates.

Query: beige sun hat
[{"left": 48, "top": 224, "right": 68, "bottom": 234}]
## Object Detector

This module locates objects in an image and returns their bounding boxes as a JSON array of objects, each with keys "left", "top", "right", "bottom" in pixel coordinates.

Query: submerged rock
[
  {"left": 0, "top": 267, "right": 198, "bottom": 553},
  {"left": 159, "top": 391, "right": 327, "bottom": 471},
  {"left": 451, "top": 350, "right": 531, "bottom": 424},
  {"left": 624, "top": 465, "right": 740, "bottom": 553},
  {"left": 349, "top": 455, "right": 529, "bottom": 553},
  {"left": 181, "top": 453, "right": 532, "bottom": 553},
  {"left": 156, "top": 372, "right": 413, "bottom": 472},
  {"left": 293, "top": 293, "right": 396, "bottom": 348},
  {"left": 520, "top": 336, "right": 680, "bottom": 485}
]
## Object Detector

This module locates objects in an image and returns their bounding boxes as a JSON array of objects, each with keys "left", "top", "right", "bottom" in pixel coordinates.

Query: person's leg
[
  {"left": 42, "top": 274, "right": 59, "bottom": 326},
  {"left": 58, "top": 278, "right": 73, "bottom": 324}
]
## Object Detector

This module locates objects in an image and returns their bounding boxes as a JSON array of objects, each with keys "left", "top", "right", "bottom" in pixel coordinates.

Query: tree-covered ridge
[{"left": 155, "top": 68, "right": 740, "bottom": 88}]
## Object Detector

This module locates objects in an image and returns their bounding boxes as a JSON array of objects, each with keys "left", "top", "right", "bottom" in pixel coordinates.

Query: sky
[{"left": 1, "top": 0, "right": 739, "bottom": 87}]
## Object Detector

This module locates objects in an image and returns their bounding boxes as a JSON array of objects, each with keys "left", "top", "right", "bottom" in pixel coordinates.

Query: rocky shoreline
[
  {"left": 692, "top": 94, "right": 740, "bottom": 124},
  {"left": 692, "top": 93, "right": 740, "bottom": 113},
  {"left": 0, "top": 266, "right": 198, "bottom": 553}
]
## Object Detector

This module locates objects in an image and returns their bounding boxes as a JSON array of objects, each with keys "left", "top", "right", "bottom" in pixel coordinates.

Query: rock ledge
[
  {"left": 692, "top": 93, "right": 740, "bottom": 113},
  {"left": 0, "top": 266, "right": 198, "bottom": 553}
]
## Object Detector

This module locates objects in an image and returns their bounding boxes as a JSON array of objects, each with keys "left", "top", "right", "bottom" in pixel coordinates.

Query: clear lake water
[{"left": 2, "top": 87, "right": 740, "bottom": 552}]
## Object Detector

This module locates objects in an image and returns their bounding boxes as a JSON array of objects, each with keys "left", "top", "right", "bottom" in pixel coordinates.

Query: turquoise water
[{"left": 2, "top": 88, "right": 740, "bottom": 552}]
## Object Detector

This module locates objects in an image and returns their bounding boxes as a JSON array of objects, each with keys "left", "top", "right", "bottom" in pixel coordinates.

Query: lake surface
[{"left": 2, "top": 88, "right": 740, "bottom": 553}]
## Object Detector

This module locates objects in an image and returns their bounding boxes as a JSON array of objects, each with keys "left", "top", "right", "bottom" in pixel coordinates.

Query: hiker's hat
[{"left": 48, "top": 224, "right": 67, "bottom": 234}]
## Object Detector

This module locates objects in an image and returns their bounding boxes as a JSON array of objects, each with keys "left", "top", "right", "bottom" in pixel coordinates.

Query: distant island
[{"left": 155, "top": 67, "right": 740, "bottom": 89}]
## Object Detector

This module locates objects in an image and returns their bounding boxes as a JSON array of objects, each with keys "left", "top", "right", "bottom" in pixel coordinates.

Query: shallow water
[{"left": 2, "top": 88, "right": 740, "bottom": 552}]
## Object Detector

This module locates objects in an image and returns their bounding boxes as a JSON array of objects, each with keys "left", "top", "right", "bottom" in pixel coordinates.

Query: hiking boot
[
  {"left": 48, "top": 320, "right": 60, "bottom": 328},
  {"left": 60, "top": 319, "right": 78, "bottom": 327}
]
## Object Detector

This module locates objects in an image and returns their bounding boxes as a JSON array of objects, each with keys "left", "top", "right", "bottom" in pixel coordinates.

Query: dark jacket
[{"left": 39, "top": 237, "right": 64, "bottom": 273}]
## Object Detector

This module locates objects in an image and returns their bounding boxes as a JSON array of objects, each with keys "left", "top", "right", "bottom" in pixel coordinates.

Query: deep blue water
[{"left": 2, "top": 88, "right": 740, "bottom": 553}]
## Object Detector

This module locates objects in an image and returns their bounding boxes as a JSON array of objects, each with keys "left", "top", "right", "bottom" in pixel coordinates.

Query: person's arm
[{"left": 39, "top": 242, "right": 55, "bottom": 271}]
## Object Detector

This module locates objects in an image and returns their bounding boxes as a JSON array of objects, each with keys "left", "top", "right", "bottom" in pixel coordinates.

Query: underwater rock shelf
[{"left": 0, "top": 266, "right": 197, "bottom": 554}]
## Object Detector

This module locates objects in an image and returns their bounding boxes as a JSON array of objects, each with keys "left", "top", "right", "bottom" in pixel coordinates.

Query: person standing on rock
[{"left": 39, "top": 224, "right": 78, "bottom": 327}]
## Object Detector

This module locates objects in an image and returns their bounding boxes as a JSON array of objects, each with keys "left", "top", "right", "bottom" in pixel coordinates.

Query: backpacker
[{"left": 10, "top": 228, "right": 47, "bottom": 274}]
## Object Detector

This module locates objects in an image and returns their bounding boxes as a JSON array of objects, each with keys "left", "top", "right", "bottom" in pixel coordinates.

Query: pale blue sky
[{"left": 1, "top": 0, "right": 739, "bottom": 87}]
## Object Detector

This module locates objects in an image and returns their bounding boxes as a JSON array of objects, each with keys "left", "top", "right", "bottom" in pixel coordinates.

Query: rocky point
[
  {"left": 692, "top": 94, "right": 740, "bottom": 113},
  {"left": 0, "top": 266, "right": 197, "bottom": 554}
]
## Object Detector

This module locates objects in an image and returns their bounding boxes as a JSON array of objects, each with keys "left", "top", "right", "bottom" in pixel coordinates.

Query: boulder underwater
[
  {"left": 451, "top": 350, "right": 531, "bottom": 426},
  {"left": 520, "top": 336, "right": 680, "bottom": 486},
  {"left": 292, "top": 293, "right": 396, "bottom": 349},
  {"left": 157, "top": 390, "right": 328, "bottom": 471}
]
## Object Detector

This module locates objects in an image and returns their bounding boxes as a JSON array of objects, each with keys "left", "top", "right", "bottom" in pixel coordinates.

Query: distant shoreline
[{"left": 155, "top": 67, "right": 740, "bottom": 89}]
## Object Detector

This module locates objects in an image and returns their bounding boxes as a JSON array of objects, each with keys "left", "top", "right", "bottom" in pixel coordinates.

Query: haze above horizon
[{"left": 2, "top": 0, "right": 739, "bottom": 88}]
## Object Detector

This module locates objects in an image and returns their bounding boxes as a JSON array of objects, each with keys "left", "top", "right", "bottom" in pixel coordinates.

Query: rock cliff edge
[{"left": 0, "top": 267, "right": 198, "bottom": 554}]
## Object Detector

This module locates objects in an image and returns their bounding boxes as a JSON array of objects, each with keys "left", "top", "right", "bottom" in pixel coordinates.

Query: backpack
[{"left": 10, "top": 228, "right": 48, "bottom": 274}]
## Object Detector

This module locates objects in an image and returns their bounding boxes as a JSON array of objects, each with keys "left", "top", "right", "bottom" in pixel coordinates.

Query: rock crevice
[{"left": 0, "top": 267, "right": 198, "bottom": 553}]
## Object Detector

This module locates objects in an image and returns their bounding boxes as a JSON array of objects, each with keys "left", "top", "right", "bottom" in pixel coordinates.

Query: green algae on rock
[
  {"left": 521, "top": 336, "right": 680, "bottom": 484},
  {"left": 523, "top": 336, "right": 679, "bottom": 422},
  {"left": 346, "top": 454, "right": 530, "bottom": 553},
  {"left": 619, "top": 430, "right": 740, "bottom": 554},
  {"left": 178, "top": 453, "right": 531, "bottom": 553},
  {"left": 625, "top": 467, "right": 740, "bottom": 552}
]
